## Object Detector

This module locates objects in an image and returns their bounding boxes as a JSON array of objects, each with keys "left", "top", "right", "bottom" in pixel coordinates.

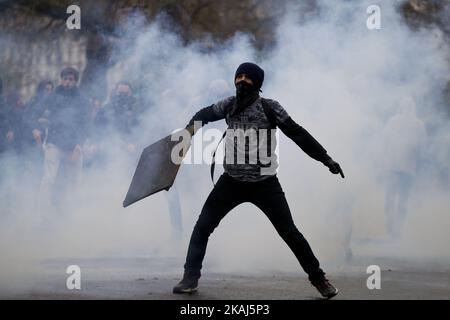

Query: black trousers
[{"left": 184, "top": 173, "right": 325, "bottom": 282}]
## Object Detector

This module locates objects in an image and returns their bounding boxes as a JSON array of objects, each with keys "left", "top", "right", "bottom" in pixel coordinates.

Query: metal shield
[{"left": 123, "top": 130, "right": 190, "bottom": 208}]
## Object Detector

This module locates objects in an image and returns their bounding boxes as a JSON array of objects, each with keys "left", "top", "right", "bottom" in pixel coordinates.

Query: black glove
[{"left": 324, "top": 158, "right": 345, "bottom": 178}]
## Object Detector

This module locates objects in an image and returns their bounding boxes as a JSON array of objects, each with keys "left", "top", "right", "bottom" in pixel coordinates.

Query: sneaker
[
  {"left": 173, "top": 276, "right": 199, "bottom": 294},
  {"left": 311, "top": 278, "right": 338, "bottom": 299}
]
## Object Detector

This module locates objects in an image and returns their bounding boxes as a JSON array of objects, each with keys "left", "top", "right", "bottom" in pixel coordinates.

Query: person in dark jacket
[
  {"left": 3, "top": 91, "right": 30, "bottom": 154},
  {"left": 83, "top": 96, "right": 108, "bottom": 168},
  {"left": 106, "top": 82, "right": 139, "bottom": 136},
  {"left": 104, "top": 81, "right": 140, "bottom": 155},
  {"left": 173, "top": 62, "right": 344, "bottom": 299},
  {"left": 27, "top": 80, "right": 54, "bottom": 147},
  {"left": 39, "top": 67, "right": 89, "bottom": 207}
]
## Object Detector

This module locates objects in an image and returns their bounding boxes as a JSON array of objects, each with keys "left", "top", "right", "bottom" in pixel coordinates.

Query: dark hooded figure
[
  {"left": 173, "top": 62, "right": 344, "bottom": 299},
  {"left": 104, "top": 81, "right": 142, "bottom": 159},
  {"left": 105, "top": 81, "right": 139, "bottom": 137}
]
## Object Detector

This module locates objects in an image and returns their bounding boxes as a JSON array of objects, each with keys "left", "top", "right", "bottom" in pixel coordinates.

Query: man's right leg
[{"left": 174, "top": 174, "right": 244, "bottom": 293}]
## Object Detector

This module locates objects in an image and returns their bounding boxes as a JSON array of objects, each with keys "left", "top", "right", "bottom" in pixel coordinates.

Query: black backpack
[{"left": 210, "top": 97, "right": 277, "bottom": 185}]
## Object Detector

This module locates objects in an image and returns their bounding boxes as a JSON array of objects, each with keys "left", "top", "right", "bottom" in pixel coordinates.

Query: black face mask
[{"left": 234, "top": 80, "right": 259, "bottom": 114}]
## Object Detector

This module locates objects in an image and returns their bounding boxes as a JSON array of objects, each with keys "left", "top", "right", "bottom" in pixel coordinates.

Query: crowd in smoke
[
  {"left": 0, "top": 69, "right": 140, "bottom": 194},
  {"left": 0, "top": 1, "right": 450, "bottom": 286}
]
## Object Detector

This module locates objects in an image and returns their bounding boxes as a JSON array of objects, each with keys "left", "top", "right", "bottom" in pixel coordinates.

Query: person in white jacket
[{"left": 381, "top": 97, "right": 426, "bottom": 239}]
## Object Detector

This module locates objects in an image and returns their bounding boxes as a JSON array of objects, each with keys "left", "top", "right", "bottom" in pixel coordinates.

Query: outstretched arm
[
  {"left": 278, "top": 117, "right": 330, "bottom": 162},
  {"left": 185, "top": 96, "right": 233, "bottom": 135},
  {"left": 278, "top": 116, "right": 344, "bottom": 178},
  {"left": 187, "top": 105, "right": 224, "bottom": 128},
  {"left": 263, "top": 98, "right": 344, "bottom": 178}
]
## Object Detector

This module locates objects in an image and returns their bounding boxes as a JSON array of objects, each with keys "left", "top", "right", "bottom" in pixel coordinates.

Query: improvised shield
[{"left": 123, "top": 130, "right": 191, "bottom": 208}]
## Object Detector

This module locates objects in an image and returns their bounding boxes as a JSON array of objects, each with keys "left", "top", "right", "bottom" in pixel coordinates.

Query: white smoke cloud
[{"left": 1, "top": 0, "right": 450, "bottom": 292}]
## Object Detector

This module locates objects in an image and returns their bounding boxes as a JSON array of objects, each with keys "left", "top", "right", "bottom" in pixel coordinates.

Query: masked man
[{"left": 173, "top": 62, "right": 344, "bottom": 299}]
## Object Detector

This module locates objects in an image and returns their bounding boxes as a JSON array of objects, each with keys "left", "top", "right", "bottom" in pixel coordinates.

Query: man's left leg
[{"left": 251, "top": 176, "right": 338, "bottom": 298}]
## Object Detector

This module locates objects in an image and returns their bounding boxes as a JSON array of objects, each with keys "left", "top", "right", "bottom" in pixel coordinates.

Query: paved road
[{"left": 1, "top": 256, "right": 449, "bottom": 300}]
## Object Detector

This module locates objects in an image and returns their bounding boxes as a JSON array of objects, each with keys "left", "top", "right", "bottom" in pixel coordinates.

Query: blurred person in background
[
  {"left": 27, "top": 80, "right": 54, "bottom": 148},
  {"left": 38, "top": 67, "right": 90, "bottom": 211},
  {"left": 380, "top": 97, "right": 426, "bottom": 239},
  {"left": 105, "top": 81, "right": 140, "bottom": 155},
  {"left": 83, "top": 95, "right": 108, "bottom": 169},
  {"left": 3, "top": 91, "right": 30, "bottom": 155}
]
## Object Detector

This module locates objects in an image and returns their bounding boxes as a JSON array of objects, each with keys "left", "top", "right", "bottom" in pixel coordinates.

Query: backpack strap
[
  {"left": 224, "top": 97, "right": 235, "bottom": 125},
  {"left": 210, "top": 97, "right": 235, "bottom": 185},
  {"left": 210, "top": 131, "right": 227, "bottom": 185},
  {"left": 260, "top": 98, "right": 277, "bottom": 129}
]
